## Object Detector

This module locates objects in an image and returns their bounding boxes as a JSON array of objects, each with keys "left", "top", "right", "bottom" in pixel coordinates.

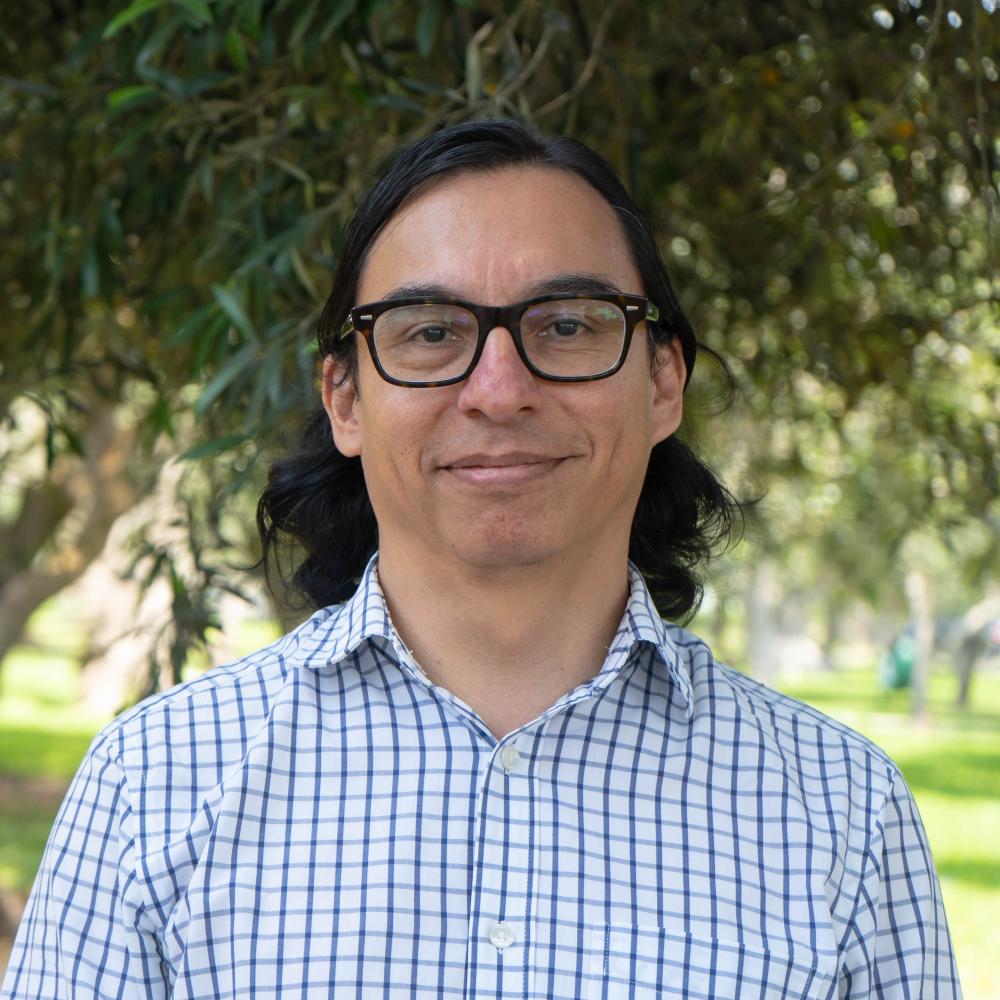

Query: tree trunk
[
  {"left": 0, "top": 568, "right": 79, "bottom": 664},
  {"left": 905, "top": 568, "right": 934, "bottom": 719},
  {"left": 951, "top": 594, "right": 1000, "bottom": 709},
  {"left": 954, "top": 637, "right": 981, "bottom": 709},
  {"left": 0, "top": 398, "right": 141, "bottom": 672},
  {"left": 746, "top": 561, "right": 780, "bottom": 682},
  {"left": 821, "top": 596, "right": 841, "bottom": 671}
]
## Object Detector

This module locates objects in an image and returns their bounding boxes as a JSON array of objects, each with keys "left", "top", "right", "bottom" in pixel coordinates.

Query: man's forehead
[{"left": 356, "top": 166, "right": 640, "bottom": 304}]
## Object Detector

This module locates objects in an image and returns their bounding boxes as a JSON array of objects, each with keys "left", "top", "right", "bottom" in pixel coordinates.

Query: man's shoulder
[
  {"left": 667, "top": 623, "right": 900, "bottom": 796},
  {"left": 88, "top": 601, "right": 350, "bottom": 773}
]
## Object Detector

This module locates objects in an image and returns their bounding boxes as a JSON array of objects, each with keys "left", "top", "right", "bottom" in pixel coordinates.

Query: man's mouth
[{"left": 442, "top": 452, "right": 569, "bottom": 485}]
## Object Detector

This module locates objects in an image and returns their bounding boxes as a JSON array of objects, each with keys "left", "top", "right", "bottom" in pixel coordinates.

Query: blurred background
[{"left": 1, "top": 0, "right": 998, "bottom": 991}]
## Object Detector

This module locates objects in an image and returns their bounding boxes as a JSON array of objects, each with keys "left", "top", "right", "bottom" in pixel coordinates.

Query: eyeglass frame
[{"left": 337, "top": 292, "right": 663, "bottom": 388}]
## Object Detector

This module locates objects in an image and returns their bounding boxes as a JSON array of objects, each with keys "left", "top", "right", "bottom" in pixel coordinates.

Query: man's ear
[
  {"left": 649, "top": 336, "right": 686, "bottom": 446},
  {"left": 321, "top": 355, "right": 363, "bottom": 457}
]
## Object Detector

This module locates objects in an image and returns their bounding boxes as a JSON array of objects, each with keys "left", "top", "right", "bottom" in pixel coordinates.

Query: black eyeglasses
[{"left": 338, "top": 293, "right": 661, "bottom": 387}]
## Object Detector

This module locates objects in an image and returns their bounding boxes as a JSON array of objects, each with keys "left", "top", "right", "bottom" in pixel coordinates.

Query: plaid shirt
[{"left": 3, "top": 559, "right": 960, "bottom": 998}]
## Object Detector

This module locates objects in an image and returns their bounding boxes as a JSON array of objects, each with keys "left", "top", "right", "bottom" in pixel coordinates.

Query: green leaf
[
  {"left": 371, "top": 93, "right": 424, "bottom": 113},
  {"left": 44, "top": 421, "right": 56, "bottom": 469},
  {"left": 146, "top": 397, "right": 175, "bottom": 437},
  {"left": 211, "top": 284, "right": 257, "bottom": 341},
  {"left": 277, "top": 84, "right": 322, "bottom": 99},
  {"left": 178, "top": 433, "right": 250, "bottom": 460},
  {"left": 542, "top": 7, "right": 570, "bottom": 31},
  {"left": 81, "top": 238, "right": 100, "bottom": 298},
  {"left": 415, "top": 0, "right": 440, "bottom": 57},
  {"left": 399, "top": 77, "right": 449, "bottom": 96},
  {"left": 194, "top": 342, "right": 258, "bottom": 414},
  {"left": 136, "top": 12, "right": 187, "bottom": 66},
  {"left": 173, "top": 0, "right": 212, "bottom": 23},
  {"left": 107, "top": 84, "right": 159, "bottom": 110},
  {"left": 109, "top": 117, "right": 157, "bottom": 158},
  {"left": 262, "top": 349, "right": 282, "bottom": 408},
  {"left": 225, "top": 27, "right": 249, "bottom": 70},
  {"left": 259, "top": 17, "right": 277, "bottom": 64},
  {"left": 140, "top": 551, "right": 168, "bottom": 593},
  {"left": 192, "top": 313, "right": 228, "bottom": 371},
  {"left": 61, "top": 424, "right": 86, "bottom": 458},
  {"left": 103, "top": 0, "right": 168, "bottom": 39},
  {"left": 269, "top": 157, "right": 311, "bottom": 186},
  {"left": 234, "top": 229, "right": 297, "bottom": 277},
  {"left": 465, "top": 38, "right": 483, "bottom": 102},
  {"left": 238, "top": 0, "right": 263, "bottom": 38},
  {"left": 100, "top": 196, "right": 125, "bottom": 251},
  {"left": 290, "top": 246, "right": 320, "bottom": 300},
  {"left": 319, "top": 0, "right": 358, "bottom": 40},
  {"left": 181, "top": 71, "right": 229, "bottom": 97},
  {"left": 167, "top": 303, "right": 213, "bottom": 346},
  {"left": 289, "top": 0, "right": 320, "bottom": 52},
  {"left": 198, "top": 157, "right": 215, "bottom": 202}
]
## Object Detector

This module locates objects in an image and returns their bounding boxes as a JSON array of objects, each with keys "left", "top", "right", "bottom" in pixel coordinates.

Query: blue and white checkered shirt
[{"left": 3, "top": 558, "right": 960, "bottom": 998}]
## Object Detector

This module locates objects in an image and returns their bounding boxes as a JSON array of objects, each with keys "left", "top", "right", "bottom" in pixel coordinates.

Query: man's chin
[{"left": 443, "top": 525, "right": 560, "bottom": 574}]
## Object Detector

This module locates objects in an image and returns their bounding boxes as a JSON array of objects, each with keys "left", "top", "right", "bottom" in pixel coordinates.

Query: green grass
[
  {"left": 0, "top": 793, "right": 66, "bottom": 896},
  {"left": 0, "top": 640, "right": 108, "bottom": 898},
  {"left": 1, "top": 637, "right": 998, "bottom": 996},
  {"left": 0, "top": 644, "right": 107, "bottom": 780},
  {"left": 775, "top": 665, "right": 1000, "bottom": 1000}
]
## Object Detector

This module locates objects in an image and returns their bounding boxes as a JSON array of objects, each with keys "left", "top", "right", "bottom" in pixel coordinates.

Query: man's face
[{"left": 323, "top": 166, "right": 685, "bottom": 574}]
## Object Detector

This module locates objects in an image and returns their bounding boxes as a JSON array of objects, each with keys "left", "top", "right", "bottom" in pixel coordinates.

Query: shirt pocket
[{"left": 585, "top": 924, "right": 836, "bottom": 1000}]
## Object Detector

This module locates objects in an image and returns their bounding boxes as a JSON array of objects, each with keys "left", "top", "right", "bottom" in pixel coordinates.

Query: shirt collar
[
  {"left": 297, "top": 553, "right": 693, "bottom": 716},
  {"left": 601, "top": 562, "right": 694, "bottom": 717},
  {"left": 290, "top": 553, "right": 394, "bottom": 668}
]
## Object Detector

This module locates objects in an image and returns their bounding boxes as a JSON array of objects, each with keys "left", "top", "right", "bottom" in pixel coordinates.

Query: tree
[
  {"left": 0, "top": 383, "right": 147, "bottom": 665},
  {"left": 1, "top": 0, "right": 997, "bottom": 702}
]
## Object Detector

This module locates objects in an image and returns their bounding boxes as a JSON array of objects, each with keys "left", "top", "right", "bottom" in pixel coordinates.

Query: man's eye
[
  {"left": 413, "top": 324, "right": 450, "bottom": 343},
  {"left": 543, "top": 318, "right": 587, "bottom": 337}
]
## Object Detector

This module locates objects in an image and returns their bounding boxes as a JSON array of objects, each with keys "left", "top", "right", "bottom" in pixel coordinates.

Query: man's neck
[{"left": 376, "top": 545, "right": 630, "bottom": 739}]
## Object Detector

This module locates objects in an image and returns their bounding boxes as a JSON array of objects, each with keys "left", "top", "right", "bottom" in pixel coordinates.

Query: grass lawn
[
  {"left": 1, "top": 627, "right": 998, "bottom": 997},
  {"left": 775, "top": 665, "right": 1000, "bottom": 1000}
]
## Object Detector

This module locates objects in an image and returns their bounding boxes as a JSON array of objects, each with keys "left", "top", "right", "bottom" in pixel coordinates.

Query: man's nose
[{"left": 456, "top": 326, "right": 542, "bottom": 419}]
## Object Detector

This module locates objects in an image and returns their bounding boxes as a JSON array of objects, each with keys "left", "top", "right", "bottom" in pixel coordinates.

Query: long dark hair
[{"left": 258, "top": 119, "right": 743, "bottom": 620}]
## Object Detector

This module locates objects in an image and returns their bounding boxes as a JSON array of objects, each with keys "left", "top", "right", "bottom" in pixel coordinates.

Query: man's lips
[
  {"left": 441, "top": 452, "right": 570, "bottom": 485},
  {"left": 445, "top": 451, "right": 563, "bottom": 469}
]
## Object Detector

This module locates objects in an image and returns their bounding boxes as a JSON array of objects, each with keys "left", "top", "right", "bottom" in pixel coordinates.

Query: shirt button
[
  {"left": 488, "top": 922, "right": 516, "bottom": 951},
  {"left": 499, "top": 745, "right": 521, "bottom": 772}
]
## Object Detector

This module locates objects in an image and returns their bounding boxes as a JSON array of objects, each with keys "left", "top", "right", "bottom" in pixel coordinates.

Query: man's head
[
  {"left": 258, "top": 120, "right": 741, "bottom": 618},
  {"left": 321, "top": 164, "right": 686, "bottom": 577}
]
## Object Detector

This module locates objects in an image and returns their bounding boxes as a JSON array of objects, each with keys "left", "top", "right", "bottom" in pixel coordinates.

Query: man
[{"left": 3, "top": 120, "right": 960, "bottom": 998}]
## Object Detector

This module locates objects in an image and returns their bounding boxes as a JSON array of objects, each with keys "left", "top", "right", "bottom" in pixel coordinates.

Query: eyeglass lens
[{"left": 371, "top": 299, "right": 628, "bottom": 382}]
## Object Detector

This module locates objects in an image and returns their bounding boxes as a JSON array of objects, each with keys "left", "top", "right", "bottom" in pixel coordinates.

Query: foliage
[{"left": 0, "top": 0, "right": 998, "bottom": 676}]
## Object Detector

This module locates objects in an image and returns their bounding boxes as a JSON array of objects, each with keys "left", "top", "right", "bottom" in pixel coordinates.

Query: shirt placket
[{"left": 465, "top": 734, "right": 536, "bottom": 999}]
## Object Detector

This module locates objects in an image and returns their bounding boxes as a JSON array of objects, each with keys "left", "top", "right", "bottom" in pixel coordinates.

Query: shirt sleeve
[
  {"left": 840, "top": 767, "right": 963, "bottom": 998},
  {"left": 1, "top": 738, "right": 167, "bottom": 999}
]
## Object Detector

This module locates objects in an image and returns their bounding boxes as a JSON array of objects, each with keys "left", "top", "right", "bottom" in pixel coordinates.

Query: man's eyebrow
[
  {"left": 523, "top": 273, "right": 627, "bottom": 298},
  {"left": 380, "top": 283, "right": 453, "bottom": 302},
  {"left": 378, "top": 274, "right": 628, "bottom": 304}
]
